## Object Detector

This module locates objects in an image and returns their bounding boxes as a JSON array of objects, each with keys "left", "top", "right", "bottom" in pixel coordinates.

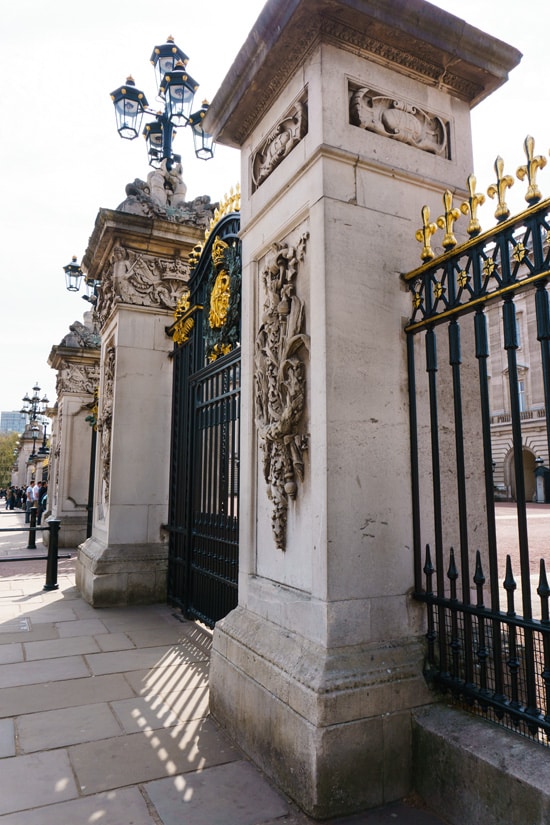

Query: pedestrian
[
  {"left": 25, "top": 481, "right": 33, "bottom": 523},
  {"left": 38, "top": 482, "right": 48, "bottom": 525}
]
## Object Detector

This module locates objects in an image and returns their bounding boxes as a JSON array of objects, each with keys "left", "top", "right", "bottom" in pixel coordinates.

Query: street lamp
[
  {"left": 20, "top": 383, "right": 49, "bottom": 459},
  {"left": 110, "top": 35, "right": 215, "bottom": 170}
]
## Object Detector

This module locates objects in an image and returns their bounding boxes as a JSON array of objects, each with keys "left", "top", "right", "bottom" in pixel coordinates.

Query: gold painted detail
[
  {"left": 487, "top": 156, "right": 514, "bottom": 222},
  {"left": 512, "top": 242, "right": 526, "bottom": 263},
  {"left": 460, "top": 175, "right": 485, "bottom": 237},
  {"left": 209, "top": 270, "right": 231, "bottom": 329},
  {"left": 457, "top": 270, "right": 470, "bottom": 289},
  {"left": 171, "top": 288, "right": 203, "bottom": 346},
  {"left": 433, "top": 281, "right": 444, "bottom": 300},
  {"left": 437, "top": 190, "right": 461, "bottom": 250},
  {"left": 516, "top": 135, "right": 547, "bottom": 205},
  {"left": 415, "top": 206, "right": 438, "bottom": 262},
  {"left": 482, "top": 257, "right": 496, "bottom": 278}
]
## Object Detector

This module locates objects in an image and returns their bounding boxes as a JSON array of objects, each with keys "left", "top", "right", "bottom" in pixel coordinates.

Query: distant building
[{"left": 0, "top": 411, "right": 26, "bottom": 434}]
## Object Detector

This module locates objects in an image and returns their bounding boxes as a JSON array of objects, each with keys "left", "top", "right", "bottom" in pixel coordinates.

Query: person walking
[{"left": 25, "top": 482, "right": 33, "bottom": 523}]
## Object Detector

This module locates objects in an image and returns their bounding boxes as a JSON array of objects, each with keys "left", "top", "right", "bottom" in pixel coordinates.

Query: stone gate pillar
[
  {"left": 205, "top": 0, "right": 520, "bottom": 818},
  {"left": 76, "top": 193, "right": 214, "bottom": 605},
  {"left": 47, "top": 312, "right": 100, "bottom": 547}
]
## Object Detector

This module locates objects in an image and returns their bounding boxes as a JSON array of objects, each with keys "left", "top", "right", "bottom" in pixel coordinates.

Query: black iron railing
[{"left": 404, "top": 195, "right": 550, "bottom": 745}]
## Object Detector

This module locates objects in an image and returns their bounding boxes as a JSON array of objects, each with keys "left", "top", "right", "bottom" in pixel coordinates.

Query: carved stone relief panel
[
  {"left": 96, "top": 246, "right": 191, "bottom": 326},
  {"left": 254, "top": 232, "right": 310, "bottom": 551},
  {"left": 251, "top": 94, "right": 308, "bottom": 192},
  {"left": 97, "top": 344, "right": 115, "bottom": 506},
  {"left": 56, "top": 363, "right": 100, "bottom": 396},
  {"left": 349, "top": 83, "right": 449, "bottom": 158}
]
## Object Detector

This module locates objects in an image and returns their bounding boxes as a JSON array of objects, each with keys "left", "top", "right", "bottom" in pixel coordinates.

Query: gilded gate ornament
[
  {"left": 254, "top": 233, "right": 309, "bottom": 551},
  {"left": 516, "top": 135, "right": 546, "bottom": 205}
]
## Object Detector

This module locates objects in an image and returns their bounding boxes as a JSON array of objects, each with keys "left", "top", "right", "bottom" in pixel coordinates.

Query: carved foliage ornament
[
  {"left": 97, "top": 345, "right": 115, "bottom": 505},
  {"left": 254, "top": 233, "right": 309, "bottom": 551},
  {"left": 350, "top": 86, "right": 449, "bottom": 158},
  {"left": 252, "top": 97, "right": 308, "bottom": 191}
]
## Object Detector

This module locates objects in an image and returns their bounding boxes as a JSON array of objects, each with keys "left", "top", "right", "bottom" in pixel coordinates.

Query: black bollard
[
  {"left": 27, "top": 507, "right": 37, "bottom": 550},
  {"left": 44, "top": 518, "right": 61, "bottom": 592}
]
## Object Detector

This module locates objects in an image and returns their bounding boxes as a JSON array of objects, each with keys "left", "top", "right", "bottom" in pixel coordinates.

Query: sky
[{"left": 0, "top": 0, "right": 547, "bottom": 414}]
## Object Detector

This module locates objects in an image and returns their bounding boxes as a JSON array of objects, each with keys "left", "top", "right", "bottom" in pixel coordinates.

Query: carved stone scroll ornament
[
  {"left": 251, "top": 99, "right": 308, "bottom": 191},
  {"left": 96, "top": 245, "right": 191, "bottom": 325},
  {"left": 350, "top": 87, "right": 448, "bottom": 157},
  {"left": 254, "top": 233, "right": 309, "bottom": 551},
  {"left": 97, "top": 346, "right": 115, "bottom": 505}
]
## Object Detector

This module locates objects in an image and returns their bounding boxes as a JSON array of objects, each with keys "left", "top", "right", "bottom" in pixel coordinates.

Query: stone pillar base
[
  {"left": 76, "top": 536, "right": 168, "bottom": 606},
  {"left": 43, "top": 515, "right": 88, "bottom": 549},
  {"left": 210, "top": 606, "right": 433, "bottom": 819}
]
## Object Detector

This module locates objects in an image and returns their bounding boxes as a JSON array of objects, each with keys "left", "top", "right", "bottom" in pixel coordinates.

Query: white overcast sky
[{"left": 0, "top": 0, "right": 546, "bottom": 413}]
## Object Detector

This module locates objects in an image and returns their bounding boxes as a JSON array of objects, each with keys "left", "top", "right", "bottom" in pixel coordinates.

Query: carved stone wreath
[{"left": 254, "top": 233, "right": 309, "bottom": 551}]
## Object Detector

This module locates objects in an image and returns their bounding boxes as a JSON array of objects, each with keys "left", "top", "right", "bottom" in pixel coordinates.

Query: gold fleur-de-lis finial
[
  {"left": 415, "top": 205, "right": 438, "bottom": 261},
  {"left": 436, "top": 190, "right": 461, "bottom": 250},
  {"left": 516, "top": 135, "right": 546, "bottom": 205},
  {"left": 460, "top": 174, "right": 485, "bottom": 237},
  {"left": 487, "top": 156, "right": 514, "bottom": 222}
]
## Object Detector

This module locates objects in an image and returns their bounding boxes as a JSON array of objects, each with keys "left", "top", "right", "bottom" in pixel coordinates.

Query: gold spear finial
[
  {"left": 516, "top": 135, "right": 546, "bottom": 205},
  {"left": 436, "top": 189, "right": 461, "bottom": 250},
  {"left": 415, "top": 205, "right": 438, "bottom": 261},
  {"left": 487, "top": 156, "right": 514, "bottom": 222},
  {"left": 460, "top": 174, "right": 485, "bottom": 237}
]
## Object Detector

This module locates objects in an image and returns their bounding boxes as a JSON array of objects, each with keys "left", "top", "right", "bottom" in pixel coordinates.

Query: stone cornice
[{"left": 205, "top": 0, "right": 521, "bottom": 148}]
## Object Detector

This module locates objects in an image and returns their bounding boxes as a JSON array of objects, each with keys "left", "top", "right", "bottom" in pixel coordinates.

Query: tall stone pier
[
  {"left": 205, "top": 0, "right": 520, "bottom": 817},
  {"left": 76, "top": 197, "right": 212, "bottom": 605}
]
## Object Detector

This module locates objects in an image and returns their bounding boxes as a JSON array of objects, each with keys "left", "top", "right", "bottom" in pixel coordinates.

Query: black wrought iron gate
[
  {"left": 404, "top": 145, "right": 550, "bottom": 745},
  {"left": 166, "top": 208, "right": 241, "bottom": 627}
]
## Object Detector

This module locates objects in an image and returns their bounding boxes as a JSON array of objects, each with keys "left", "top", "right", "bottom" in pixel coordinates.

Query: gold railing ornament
[
  {"left": 460, "top": 174, "right": 485, "bottom": 237},
  {"left": 516, "top": 135, "right": 546, "bottom": 205},
  {"left": 487, "top": 156, "right": 514, "bottom": 222},
  {"left": 172, "top": 288, "right": 203, "bottom": 346},
  {"left": 436, "top": 189, "right": 461, "bottom": 250},
  {"left": 415, "top": 205, "right": 438, "bottom": 261}
]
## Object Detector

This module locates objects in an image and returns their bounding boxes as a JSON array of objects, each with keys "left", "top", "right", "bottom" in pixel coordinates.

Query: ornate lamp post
[
  {"left": 110, "top": 35, "right": 215, "bottom": 169},
  {"left": 20, "top": 384, "right": 49, "bottom": 461}
]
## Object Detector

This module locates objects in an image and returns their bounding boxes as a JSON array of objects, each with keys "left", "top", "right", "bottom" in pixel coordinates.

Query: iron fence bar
[
  {"left": 474, "top": 307, "right": 506, "bottom": 702},
  {"left": 407, "top": 334, "right": 423, "bottom": 593},
  {"left": 426, "top": 327, "right": 448, "bottom": 675},
  {"left": 535, "top": 280, "right": 550, "bottom": 455},
  {"left": 448, "top": 318, "right": 474, "bottom": 687}
]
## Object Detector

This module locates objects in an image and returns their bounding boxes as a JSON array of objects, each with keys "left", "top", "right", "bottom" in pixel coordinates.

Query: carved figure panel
[
  {"left": 254, "top": 233, "right": 309, "bottom": 551},
  {"left": 56, "top": 363, "right": 100, "bottom": 396},
  {"left": 96, "top": 245, "right": 191, "bottom": 325},
  {"left": 350, "top": 85, "right": 449, "bottom": 158},
  {"left": 252, "top": 97, "right": 308, "bottom": 191}
]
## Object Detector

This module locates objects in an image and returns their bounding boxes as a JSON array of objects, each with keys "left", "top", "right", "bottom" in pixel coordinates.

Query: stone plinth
[{"left": 205, "top": 0, "right": 521, "bottom": 818}]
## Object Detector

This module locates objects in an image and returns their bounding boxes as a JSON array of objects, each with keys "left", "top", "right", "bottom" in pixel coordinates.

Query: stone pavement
[{"left": 0, "top": 509, "right": 448, "bottom": 825}]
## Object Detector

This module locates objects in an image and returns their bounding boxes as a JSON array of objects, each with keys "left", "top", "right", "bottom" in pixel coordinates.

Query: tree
[{"left": 0, "top": 432, "right": 20, "bottom": 488}]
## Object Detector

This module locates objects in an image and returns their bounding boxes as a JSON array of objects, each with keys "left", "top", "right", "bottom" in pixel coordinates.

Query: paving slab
[
  {"left": 0, "top": 786, "right": 157, "bottom": 825},
  {"left": 95, "top": 630, "right": 136, "bottom": 651},
  {"left": 0, "top": 654, "right": 90, "bottom": 689},
  {"left": 0, "top": 672, "right": 135, "bottom": 718},
  {"left": 55, "top": 617, "right": 110, "bottom": 637},
  {"left": 111, "top": 687, "right": 209, "bottom": 733},
  {"left": 23, "top": 634, "right": 101, "bottom": 660},
  {"left": 0, "top": 718, "right": 15, "bottom": 757},
  {"left": 124, "top": 661, "right": 210, "bottom": 697},
  {"left": 17, "top": 702, "right": 123, "bottom": 753},
  {"left": 0, "top": 621, "right": 58, "bottom": 644},
  {"left": 0, "top": 750, "right": 78, "bottom": 815},
  {"left": 144, "top": 759, "right": 290, "bottom": 825},
  {"left": 0, "top": 642, "right": 23, "bottom": 663},
  {"left": 85, "top": 640, "right": 208, "bottom": 676},
  {"left": 69, "top": 716, "right": 240, "bottom": 795}
]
